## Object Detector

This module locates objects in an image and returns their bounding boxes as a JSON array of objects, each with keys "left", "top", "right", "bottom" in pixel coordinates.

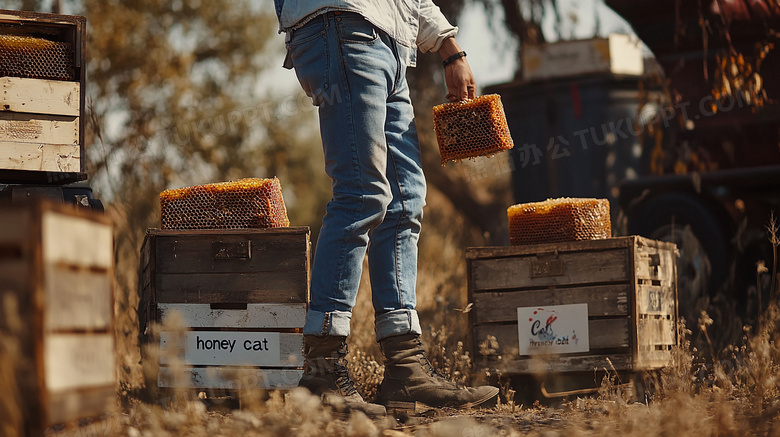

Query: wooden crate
[
  {"left": 0, "top": 9, "right": 87, "bottom": 184},
  {"left": 466, "top": 236, "right": 678, "bottom": 377},
  {"left": 0, "top": 200, "right": 115, "bottom": 436},
  {"left": 139, "top": 227, "right": 310, "bottom": 392}
]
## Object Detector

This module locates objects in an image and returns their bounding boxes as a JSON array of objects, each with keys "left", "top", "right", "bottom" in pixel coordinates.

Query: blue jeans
[{"left": 288, "top": 12, "right": 425, "bottom": 342}]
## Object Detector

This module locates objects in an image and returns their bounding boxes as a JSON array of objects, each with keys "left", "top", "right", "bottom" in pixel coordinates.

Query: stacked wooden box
[
  {"left": 0, "top": 9, "right": 87, "bottom": 184},
  {"left": 0, "top": 201, "right": 115, "bottom": 436},
  {"left": 467, "top": 236, "right": 678, "bottom": 395},
  {"left": 139, "top": 227, "right": 310, "bottom": 393}
]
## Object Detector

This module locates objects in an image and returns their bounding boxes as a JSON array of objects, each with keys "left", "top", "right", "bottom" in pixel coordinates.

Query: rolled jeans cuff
[
  {"left": 374, "top": 309, "right": 422, "bottom": 342},
  {"left": 303, "top": 310, "right": 352, "bottom": 337}
]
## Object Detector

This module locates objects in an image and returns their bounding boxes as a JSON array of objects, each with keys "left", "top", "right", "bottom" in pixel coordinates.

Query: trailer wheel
[{"left": 627, "top": 193, "right": 730, "bottom": 324}]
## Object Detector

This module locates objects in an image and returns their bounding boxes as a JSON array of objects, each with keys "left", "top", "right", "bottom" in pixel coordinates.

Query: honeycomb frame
[
  {"left": 507, "top": 198, "right": 611, "bottom": 246},
  {"left": 160, "top": 177, "right": 290, "bottom": 230},
  {"left": 0, "top": 34, "right": 76, "bottom": 81},
  {"left": 433, "top": 94, "right": 514, "bottom": 166}
]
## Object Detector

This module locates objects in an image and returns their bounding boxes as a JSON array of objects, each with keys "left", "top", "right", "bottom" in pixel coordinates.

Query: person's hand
[{"left": 439, "top": 37, "right": 476, "bottom": 102}]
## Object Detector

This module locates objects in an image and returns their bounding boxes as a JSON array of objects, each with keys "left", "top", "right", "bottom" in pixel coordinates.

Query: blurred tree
[{"left": 476, "top": 0, "right": 559, "bottom": 73}]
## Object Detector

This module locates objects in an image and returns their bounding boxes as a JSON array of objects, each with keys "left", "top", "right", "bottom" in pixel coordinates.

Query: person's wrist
[{"left": 438, "top": 36, "right": 462, "bottom": 59}]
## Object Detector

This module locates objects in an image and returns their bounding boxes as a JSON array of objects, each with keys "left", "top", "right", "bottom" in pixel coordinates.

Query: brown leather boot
[
  {"left": 299, "top": 335, "right": 386, "bottom": 417},
  {"left": 376, "top": 333, "right": 499, "bottom": 409}
]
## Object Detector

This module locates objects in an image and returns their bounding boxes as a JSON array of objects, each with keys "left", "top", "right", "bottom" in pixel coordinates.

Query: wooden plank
[
  {"left": 158, "top": 303, "right": 306, "bottom": 329},
  {"left": 635, "top": 241, "right": 677, "bottom": 287},
  {"left": 42, "top": 210, "right": 112, "bottom": 269},
  {"left": 0, "top": 141, "right": 80, "bottom": 173},
  {"left": 159, "top": 331, "right": 303, "bottom": 367},
  {"left": 158, "top": 367, "right": 303, "bottom": 390},
  {"left": 156, "top": 272, "right": 308, "bottom": 303},
  {"left": 146, "top": 227, "right": 310, "bottom": 238},
  {"left": 483, "top": 352, "right": 634, "bottom": 374},
  {"left": 44, "top": 264, "right": 112, "bottom": 331},
  {"left": 472, "top": 284, "right": 630, "bottom": 324},
  {"left": 474, "top": 318, "right": 631, "bottom": 356},
  {"left": 46, "top": 386, "right": 116, "bottom": 426},
  {"left": 636, "top": 285, "right": 675, "bottom": 316},
  {"left": 636, "top": 317, "right": 675, "bottom": 370},
  {"left": 466, "top": 237, "right": 638, "bottom": 260},
  {"left": 637, "top": 317, "right": 675, "bottom": 347},
  {"left": 0, "top": 112, "right": 78, "bottom": 145},
  {"left": 0, "top": 77, "right": 80, "bottom": 116},
  {"left": 154, "top": 233, "right": 307, "bottom": 274},
  {"left": 0, "top": 10, "right": 85, "bottom": 26},
  {"left": 43, "top": 333, "right": 116, "bottom": 392},
  {"left": 471, "top": 248, "right": 629, "bottom": 291}
]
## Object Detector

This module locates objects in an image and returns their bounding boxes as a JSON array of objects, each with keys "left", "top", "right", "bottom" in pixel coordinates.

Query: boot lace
[
  {"left": 333, "top": 343, "right": 359, "bottom": 397},
  {"left": 412, "top": 336, "right": 452, "bottom": 383}
]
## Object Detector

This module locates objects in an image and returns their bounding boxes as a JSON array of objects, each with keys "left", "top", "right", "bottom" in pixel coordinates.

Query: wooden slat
[
  {"left": 43, "top": 333, "right": 116, "bottom": 392},
  {"left": 635, "top": 242, "right": 677, "bottom": 286},
  {"left": 472, "top": 284, "right": 630, "bottom": 324},
  {"left": 156, "top": 272, "right": 308, "bottom": 303},
  {"left": 474, "top": 318, "right": 631, "bottom": 356},
  {"left": 0, "top": 77, "right": 80, "bottom": 116},
  {"left": 154, "top": 234, "right": 307, "bottom": 274},
  {"left": 466, "top": 237, "right": 638, "bottom": 260},
  {"left": 42, "top": 211, "right": 112, "bottom": 269},
  {"left": 46, "top": 386, "right": 115, "bottom": 426},
  {"left": 637, "top": 317, "right": 675, "bottom": 347},
  {"left": 636, "top": 285, "right": 676, "bottom": 316},
  {"left": 158, "top": 367, "right": 303, "bottom": 390},
  {"left": 159, "top": 331, "right": 303, "bottom": 367},
  {"left": 158, "top": 303, "right": 306, "bottom": 329},
  {"left": 44, "top": 265, "right": 112, "bottom": 331},
  {"left": 482, "top": 353, "right": 634, "bottom": 374},
  {"left": 0, "top": 141, "right": 80, "bottom": 173},
  {"left": 0, "top": 112, "right": 78, "bottom": 145},
  {"left": 636, "top": 318, "right": 675, "bottom": 370},
  {"left": 147, "top": 227, "right": 310, "bottom": 237},
  {"left": 471, "top": 248, "right": 629, "bottom": 291}
]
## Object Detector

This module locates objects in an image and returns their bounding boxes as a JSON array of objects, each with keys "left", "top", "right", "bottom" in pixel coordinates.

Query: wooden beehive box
[
  {"left": 0, "top": 200, "right": 115, "bottom": 436},
  {"left": 0, "top": 9, "right": 86, "bottom": 184},
  {"left": 467, "top": 236, "right": 678, "bottom": 378},
  {"left": 139, "top": 227, "right": 310, "bottom": 392}
]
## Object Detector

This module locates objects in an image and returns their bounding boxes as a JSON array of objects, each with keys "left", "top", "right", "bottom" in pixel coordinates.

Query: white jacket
[{"left": 274, "top": 0, "right": 458, "bottom": 67}]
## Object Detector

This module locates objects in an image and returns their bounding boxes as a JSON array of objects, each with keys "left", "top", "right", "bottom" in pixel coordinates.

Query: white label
[
  {"left": 161, "top": 331, "right": 282, "bottom": 366},
  {"left": 517, "top": 304, "right": 590, "bottom": 355}
]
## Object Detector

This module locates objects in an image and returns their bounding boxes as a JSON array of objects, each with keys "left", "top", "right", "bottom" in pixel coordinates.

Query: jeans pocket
[
  {"left": 337, "top": 14, "right": 378, "bottom": 44},
  {"left": 289, "top": 26, "right": 329, "bottom": 106}
]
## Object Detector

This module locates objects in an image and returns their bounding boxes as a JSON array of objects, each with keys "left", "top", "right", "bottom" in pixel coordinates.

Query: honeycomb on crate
[
  {"left": 507, "top": 198, "right": 611, "bottom": 246},
  {"left": 160, "top": 178, "right": 290, "bottom": 230},
  {"left": 0, "top": 35, "right": 75, "bottom": 81},
  {"left": 433, "top": 94, "right": 514, "bottom": 166}
]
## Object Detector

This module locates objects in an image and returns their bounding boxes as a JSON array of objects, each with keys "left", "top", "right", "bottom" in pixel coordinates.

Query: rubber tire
[{"left": 627, "top": 193, "right": 731, "bottom": 322}]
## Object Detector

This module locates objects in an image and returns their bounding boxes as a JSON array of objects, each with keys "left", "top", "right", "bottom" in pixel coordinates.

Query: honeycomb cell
[
  {"left": 0, "top": 35, "right": 75, "bottom": 81},
  {"left": 433, "top": 94, "right": 514, "bottom": 166},
  {"left": 507, "top": 198, "right": 611, "bottom": 246},
  {"left": 160, "top": 177, "right": 290, "bottom": 230}
]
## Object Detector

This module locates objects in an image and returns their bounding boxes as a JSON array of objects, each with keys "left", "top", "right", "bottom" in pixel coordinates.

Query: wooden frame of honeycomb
[
  {"left": 433, "top": 94, "right": 514, "bottom": 166},
  {"left": 507, "top": 198, "right": 611, "bottom": 246},
  {"left": 160, "top": 177, "right": 290, "bottom": 230}
]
